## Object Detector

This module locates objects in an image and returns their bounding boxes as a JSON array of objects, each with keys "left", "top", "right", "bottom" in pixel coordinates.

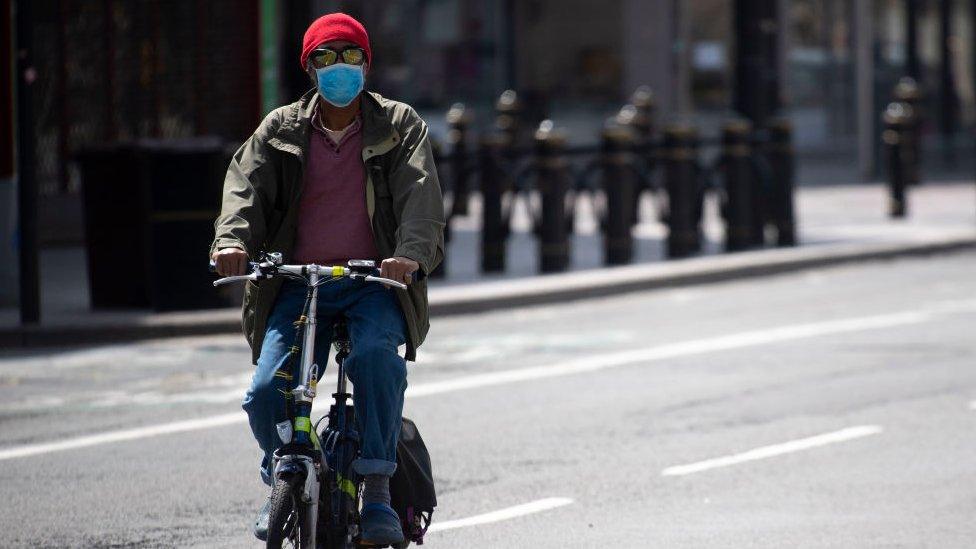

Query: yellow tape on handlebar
[{"left": 332, "top": 266, "right": 344, "bottom": 276}]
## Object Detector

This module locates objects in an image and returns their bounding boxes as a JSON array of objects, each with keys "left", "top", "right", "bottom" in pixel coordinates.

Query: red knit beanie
[{"left": 300, "top": 13, "right": 371, "bottom": 69}]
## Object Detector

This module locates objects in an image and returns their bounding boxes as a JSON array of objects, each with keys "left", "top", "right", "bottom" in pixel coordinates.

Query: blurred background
[{"left": 2, "top": 0, "right": 976, "bottom": 320}]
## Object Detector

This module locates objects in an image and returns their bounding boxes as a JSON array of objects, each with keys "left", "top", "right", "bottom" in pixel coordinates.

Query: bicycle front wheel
[{"left": 266, "top": 475, "right": 313, "bottom": 549}]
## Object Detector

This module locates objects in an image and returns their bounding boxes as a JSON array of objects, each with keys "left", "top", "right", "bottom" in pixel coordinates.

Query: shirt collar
[
  {"left": 311, "top": 104, "right": 362, "bottom": 147},
  {"left": 311, "top": 104, "right": 360, "bottom": 133}
]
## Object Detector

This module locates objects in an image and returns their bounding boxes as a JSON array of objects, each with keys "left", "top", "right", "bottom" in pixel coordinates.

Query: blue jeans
[{"left": 242, "top": 277, "right": 408, "bottom": 486}]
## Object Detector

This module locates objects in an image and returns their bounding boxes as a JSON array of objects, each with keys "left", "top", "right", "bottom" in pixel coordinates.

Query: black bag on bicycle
[{"left": 391, "top": 417, "right": 436, "bottom": 544}]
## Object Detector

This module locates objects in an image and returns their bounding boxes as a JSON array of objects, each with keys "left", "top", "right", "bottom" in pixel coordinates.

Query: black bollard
[
  {"left": 533, "top": 120, "right": 572, "bottom": 273},
  {"left": 477, "top": 90, "right": 525, "bottom": 273},
  {"left": 765, "top": 118, "right": 797, "bottom": 246},
  {"left": 478, "top": 132, "right": 512, "bottom": 273},
  {"left": 429, "top": 138, "right": 449, "bottom": 278},
  {"left": 495, "top": 90, "right": 523, "bottom": 146},
  {"left": 721, "top": 119, "right": 758, "bottom": 251},
  {"left": 600, "top": 120, "right": 639, "bottom": 265},
  {"left": 619, "top": 86, "right": 656, "bottom": 227},
  {"left": 662, "top": 124, "right": 701, "bottom": 258},
  {"left": 628, "top": 86, "right": 656, "bottom": 143},
  {"left": 882, "top": 102, "right": 915, "bottom": 218},
  {"left": 446, "top": 103, "right": 472, "bottom": 217},
  {"left": 893, "top": 77, "right": 923, "bottom": 186}
]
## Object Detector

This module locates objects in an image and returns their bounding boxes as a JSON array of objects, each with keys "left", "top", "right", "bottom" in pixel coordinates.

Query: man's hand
[
  {"left": 380, "top": 256, "right": 420, "bottom": 285},
  {"left": 211, "top": 247, "right": 249, "bottom": 276}
]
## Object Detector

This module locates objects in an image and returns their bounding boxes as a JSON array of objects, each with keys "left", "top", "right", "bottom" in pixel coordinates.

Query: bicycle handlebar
[{"left": 209, "top": 258, "right": 424, "bottom": 290}]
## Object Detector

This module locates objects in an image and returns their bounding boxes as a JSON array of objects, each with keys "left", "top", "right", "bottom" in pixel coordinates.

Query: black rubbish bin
[
  {"left": 79, "top": 137, "right": 233, "bottom": 311},
  {"left": 78, "top": 144, "right": 149, "bottom": 308}
]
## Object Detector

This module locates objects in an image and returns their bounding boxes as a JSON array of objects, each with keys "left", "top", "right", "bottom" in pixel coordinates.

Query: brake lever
[
  {"left": 213, "top": 273, "right": 258, "bottom": 287},
  {"left": 363, "top": 275, "right": 408, "bottom": 290}
]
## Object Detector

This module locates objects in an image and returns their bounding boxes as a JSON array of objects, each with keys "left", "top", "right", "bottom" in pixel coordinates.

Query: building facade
[{"left": 315, "top": 0, "right": 974, "bottom": 181}]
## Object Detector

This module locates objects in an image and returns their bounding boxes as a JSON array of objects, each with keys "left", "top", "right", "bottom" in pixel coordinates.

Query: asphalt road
[{"left": 1, "top": 252, "right": 975, "bottom": 548}]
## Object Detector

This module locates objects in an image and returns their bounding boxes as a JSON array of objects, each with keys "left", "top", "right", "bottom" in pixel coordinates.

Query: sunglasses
[{"left": 309, "top": 46, "right": 366, "bottom": 68}]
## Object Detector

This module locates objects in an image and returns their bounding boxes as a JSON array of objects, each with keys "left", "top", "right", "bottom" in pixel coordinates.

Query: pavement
[
  {"left": 0, "top": 251, "right": 974, "bottom": 547},
  {"left": 1, "top": 181, "right": 973, "bottom": 347}
]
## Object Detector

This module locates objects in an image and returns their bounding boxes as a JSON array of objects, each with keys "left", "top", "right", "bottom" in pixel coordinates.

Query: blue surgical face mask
[{"left": 314, "top": 63, "right": 365, "bottom": 107}]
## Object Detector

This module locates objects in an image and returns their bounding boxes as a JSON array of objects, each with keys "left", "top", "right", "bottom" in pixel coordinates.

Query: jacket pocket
[
  {"left": 370, "top": 165, "right": 399, "bottom": 235},
  {"left": 242, "top": 280, "right": 257, "bottom": 347},
  {"left": 371, "top": 164, "right": 393, "bottom": 198}
]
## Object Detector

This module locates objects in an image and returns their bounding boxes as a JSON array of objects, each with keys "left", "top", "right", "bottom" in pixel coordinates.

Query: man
[{"left": 210, "top": 12, "right": 444, "bottom": 545}]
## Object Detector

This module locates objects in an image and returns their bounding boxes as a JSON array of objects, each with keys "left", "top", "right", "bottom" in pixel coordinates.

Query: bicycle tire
[{"left": 266, "top": 475, "right": 310, "bottom": 549}]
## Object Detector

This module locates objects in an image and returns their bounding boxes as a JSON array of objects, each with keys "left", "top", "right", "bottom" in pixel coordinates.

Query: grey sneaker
[
  {"left": 359, "top": 502, "right": 404, "bottom": 545},
  {"left": 254, "top": 496, "right": 271, "bottom": 541}
]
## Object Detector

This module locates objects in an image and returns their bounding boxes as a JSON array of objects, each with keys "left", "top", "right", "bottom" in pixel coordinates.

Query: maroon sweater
[{"left": 292, "top": 113, "right": 380, "bottom": 266}]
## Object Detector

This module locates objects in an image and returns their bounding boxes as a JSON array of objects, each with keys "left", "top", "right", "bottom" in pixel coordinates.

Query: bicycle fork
[{"left": 274, "top": 452, "right": 320, "bottom": 543}]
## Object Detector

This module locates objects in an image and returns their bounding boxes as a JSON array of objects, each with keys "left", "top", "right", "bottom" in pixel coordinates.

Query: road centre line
[
  {"left": 661, "top": 425, "right": 884, "bottom": 476},
  {"left": 404, "top": 310, "right": 929, "bottom": 398},
  {"left": 0, "top": 310, "right": 933, "bottom": 461},
  {"left": 426, "top": 498, "right": 574, "bottom": 534}
]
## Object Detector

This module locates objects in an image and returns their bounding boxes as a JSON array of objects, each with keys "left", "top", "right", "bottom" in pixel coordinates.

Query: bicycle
[{"left": 213, "top": 252, "right": 424, "bottom": 549}]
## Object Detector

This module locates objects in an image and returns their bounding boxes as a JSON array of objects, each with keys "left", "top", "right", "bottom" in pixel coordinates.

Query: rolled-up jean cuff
[{"left": 353, "top": 458, "right": 397, "bottom": 477}]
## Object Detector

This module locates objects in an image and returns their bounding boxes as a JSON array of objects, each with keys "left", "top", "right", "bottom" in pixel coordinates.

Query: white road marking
[
  {"left": 406, "top": 311, "right": 929, "bottom": 398},
  {"left": 0, "top": 310, "right": 931, "bottom": 460},
  {"left": 661, "top": 425, "right": 884, "bottom": 477},
  {"left": 426, "top": 498, "right": 573, "bottom": 534},
  {"left": 0, "top": 413, "right": 247, "bottom": 460}
]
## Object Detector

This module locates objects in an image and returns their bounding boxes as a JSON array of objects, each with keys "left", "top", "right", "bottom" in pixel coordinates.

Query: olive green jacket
[{"left": 210, "top": 90, "right": 445, "bottom": 364}]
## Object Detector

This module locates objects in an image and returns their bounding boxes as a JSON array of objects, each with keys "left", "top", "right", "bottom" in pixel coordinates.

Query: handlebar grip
[
  {"left": 363, "top": 266, "right": 425, "bottom": 283},
  {"left": 209, "top": 259, "right": 258, "bottom": 275}
]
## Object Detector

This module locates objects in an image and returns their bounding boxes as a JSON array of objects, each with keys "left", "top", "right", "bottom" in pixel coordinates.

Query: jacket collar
[
  {"left": 360, "top": 91, "right": 396, "bottom": 149},
  {"left": 269, "top": 89, "right": 396, "bottom": 160}
]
